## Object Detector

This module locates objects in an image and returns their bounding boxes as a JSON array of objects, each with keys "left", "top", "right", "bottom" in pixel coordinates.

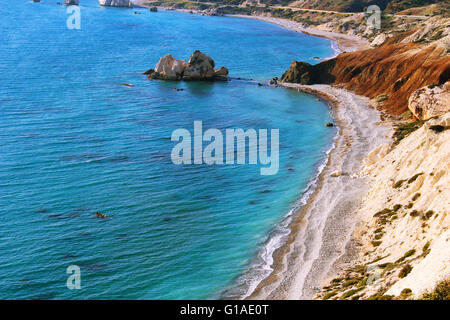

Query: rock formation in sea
[
  {"left": 408, "top": 82, "right": 450, "bottom": 120},
  {"left": 144, "top": 50, "right": 229, "bottom": 81},
  {"left": 65, "top": 0, "right": 79, "bottom": 5},
  {"left": 98, "top": 0, "right": 133, "bottom": 8}
]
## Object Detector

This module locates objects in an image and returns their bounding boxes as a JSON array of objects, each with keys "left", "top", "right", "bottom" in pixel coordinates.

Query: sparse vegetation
[
  {"left": 408, "top": 173, "right": 423, "bottom": 184},
  {"left": 393, "top": 179, "right": 406, "bottom": 189},
  {"left": 399, "top": 264, "right": 413, "bottom": 278},
  {"left": 412, "top": 193, "right": 421, "bottom": 201},
  {"left": 421, "top": 280, "right": 450, "bottom": 300},
  {"left": 393, "top": 121, "right": 425, "bottom": 145},
  {"left": 322, "top": 291, "right": 338, "bottom": 300},
  {"left": 422, "top": 210, "right": 434, "bottom": 220}
]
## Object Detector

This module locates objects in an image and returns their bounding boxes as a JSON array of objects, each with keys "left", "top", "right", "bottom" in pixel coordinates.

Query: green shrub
[
  {"left": 393, "top": 121, "right": 424, "bottom": 145},
  {"left": 408, "top": 173, "right": 423, "bottom": 184},
  {"left": 397, "top": 249, "right": 416, "bottom": 263},
  {"left": 341, "top": 288, "right": 361, "bottom": 299},
  {"left": 421, "top": 280, "right": 450, "bottom": 300},
  {"left": 412, "top": 193, "right": 421, "bottom": 201},
  {"left": 322, "top": 291, "right": 338, "bottom": 300},
  {"left": 399, "top": 264, "right": 413, "bottom": 278},
  {"left": 393, "top": 180, "right": 405, "bottom": 189},
  {"left": 410, "top": 210, "right": 419, "bottom": 217},
  {"left": 422, "top": 210, "right": 434, "bottom": 220}
]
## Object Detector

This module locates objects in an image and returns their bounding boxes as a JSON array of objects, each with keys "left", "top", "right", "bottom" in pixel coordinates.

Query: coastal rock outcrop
[
  {"left": 280, "top": 60, "right": 335, "bottom": 85},
  {"left": 144, "top": 51, "right": 228, "bottom": 82},
  {"left": 98, "top": 0, "right": 133, "bottom": 8},
  {"left": 408, "top": 82, "right": 450, "bottom": 120},
  {"left": 280, "top": 32, "right": 450, "bottom": 115}
]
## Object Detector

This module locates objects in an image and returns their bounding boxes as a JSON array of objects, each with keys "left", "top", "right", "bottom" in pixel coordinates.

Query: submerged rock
[
  {"left": 98, "top": 0, "right": 133, "bottom": 8},
  {"left": 95, "top": 212, "right": 106, "bottom": 219},
  {"left": 145, "top": 50, "right": 228, "bottom": 82}
]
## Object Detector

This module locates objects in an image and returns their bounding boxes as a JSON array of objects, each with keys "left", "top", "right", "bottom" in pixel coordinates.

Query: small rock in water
[
  {"left": 270, "top": 77, "right": 278, "bottom": 85},
  {"left": 330, "top": 170, "right": 343, "bottom": 177},
  {"left": 172, "top": 88, "right": 184, "bottom": 91},
  {"left": 257, "top": 83, "right": 263, "bottom": 87},
  {"left": 325, "top": 122, "right": 334, "bottom": 127},
  {"left": 150, "top": 7, "right": 158, "bottom": 12},
  {"left": 95, "top": 212, "right": 106, "bottom": 219}
]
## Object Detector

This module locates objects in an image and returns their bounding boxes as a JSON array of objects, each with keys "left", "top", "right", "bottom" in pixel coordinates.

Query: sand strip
[
  {"left": 247, "top": 84, "right": 392, "bottom": 299},
  {"left": 226, "top": 15, "right": 370, "bottom": 53}
]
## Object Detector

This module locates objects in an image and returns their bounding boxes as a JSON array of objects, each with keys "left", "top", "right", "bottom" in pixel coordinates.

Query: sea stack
[
  {"left": 144, "top": 50, "right": 229, "bottom": 81},
  {"left": 98, "top": 0, "right": 133, "bottom": 8}
]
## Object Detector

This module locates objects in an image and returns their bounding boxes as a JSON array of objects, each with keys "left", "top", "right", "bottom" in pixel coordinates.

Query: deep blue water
[{"left": 0, "top": 0, "right": 336, "bottom": 299}]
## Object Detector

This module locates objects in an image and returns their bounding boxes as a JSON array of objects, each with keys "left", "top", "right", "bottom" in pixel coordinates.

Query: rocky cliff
[
  {"left": 281, "top": 25, "right": 450, "bottom": 115},
  {"left": 316, "top": 112, "right": 450, "bottom": 300}
]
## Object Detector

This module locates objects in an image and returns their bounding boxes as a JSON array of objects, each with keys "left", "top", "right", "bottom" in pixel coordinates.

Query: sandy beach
[
  {"left": 227, "top": 15, "right": 370, "bottom": 53},
  {"left": 137, "top": 2, "right": 370, "bottom": 53},
  {"left": 245, "top": 84, "right": 391, "bottom": 299},
  {"left": 137, "top": 2, "right": 391, "bottom": 299}
]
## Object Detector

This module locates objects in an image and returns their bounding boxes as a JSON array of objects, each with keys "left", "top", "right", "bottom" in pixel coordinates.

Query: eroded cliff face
[
  {"left": 281, "top": 27, "right": 450, "bottom": 115},
  {"left": 315, "top": 112, "right": 450, "bottom": 300}
]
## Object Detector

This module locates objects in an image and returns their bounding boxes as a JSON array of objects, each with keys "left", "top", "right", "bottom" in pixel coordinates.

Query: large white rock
[
  {"left": 408, "top": 81, "right": 450, "bottom": 120},
  {"left": 371, "top": 33, "right": 390, "bottom": 46},
  {"left": 153, "top": 54, "right": 186, "bottom": 81},
  {"left": 99, "top": 0, "right": 133, "bottom": 8}
]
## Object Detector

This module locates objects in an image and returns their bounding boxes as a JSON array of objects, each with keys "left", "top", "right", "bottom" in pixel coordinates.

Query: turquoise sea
[{"left": 0, "top": 0, "right": 336, "bottom": 299}]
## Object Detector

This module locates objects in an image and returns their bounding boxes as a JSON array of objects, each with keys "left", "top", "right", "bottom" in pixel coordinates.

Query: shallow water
[{"left": 0, "top": 0, "right": 335, "bottom": 299}]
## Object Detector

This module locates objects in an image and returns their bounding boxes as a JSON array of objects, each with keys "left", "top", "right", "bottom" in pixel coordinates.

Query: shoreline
[
  {"left": 225, "top": 15, "right": 370, "bottom": 53},
  {"left": 137, "top": 3, "right": 370, "bottom": 53},
  {"left": 246, "top": 84, "right": 392, "bottom": 299},
  {"left": 136, "top": 3, "right": 389, "bottom": 299}
]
